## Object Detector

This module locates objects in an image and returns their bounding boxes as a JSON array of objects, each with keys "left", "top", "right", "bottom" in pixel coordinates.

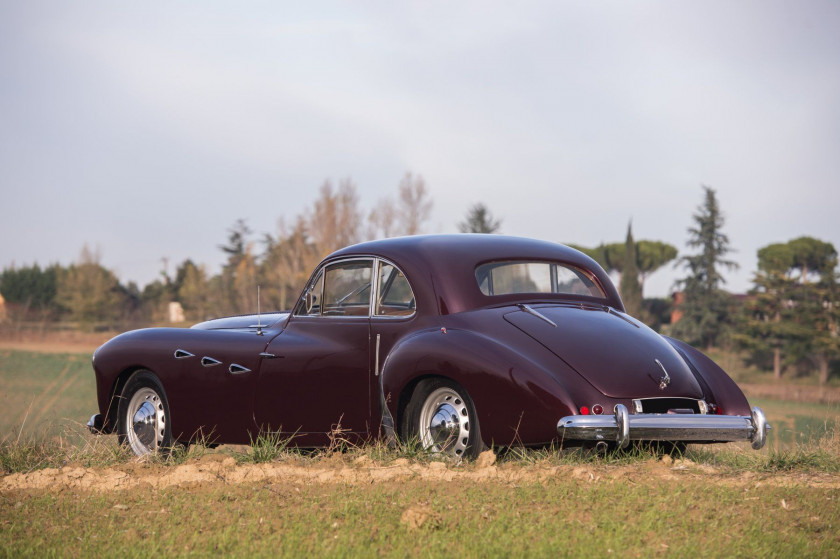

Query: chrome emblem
[{"left": 654, "top": 358, "right": 670, "bottom": 390}]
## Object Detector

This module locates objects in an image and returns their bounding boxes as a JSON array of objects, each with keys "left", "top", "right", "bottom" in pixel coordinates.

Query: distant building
[
  {"left": 670, "top": 291, "right": 685, "bottom": 324},
  {"left": 168, "top": 301, "right": 185, "bottom": 323}
]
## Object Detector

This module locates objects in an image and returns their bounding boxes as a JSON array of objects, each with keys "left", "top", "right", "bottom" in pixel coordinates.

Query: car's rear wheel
[
  {"left": 117, "top": 370, "right": 172, "bottom": 456},
  {"left": 403, "top": 378, "right": 483, "bottom": 459}
]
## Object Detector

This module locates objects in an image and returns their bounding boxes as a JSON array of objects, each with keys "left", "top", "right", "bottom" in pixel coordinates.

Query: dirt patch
[
  {"left": 0, "top": 329, "right": 114, "bottom": 354},
  {"left": 3, "top": 454, "right": 838, "bottom": 493}
]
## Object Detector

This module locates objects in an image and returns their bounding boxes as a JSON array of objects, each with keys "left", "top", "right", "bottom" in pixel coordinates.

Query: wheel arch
[
  {"left": 103, "top": 366, "right": 156, "bottom": 434},
  {"left": 381, "top": 328, "right": 577, "bottom": 447}
]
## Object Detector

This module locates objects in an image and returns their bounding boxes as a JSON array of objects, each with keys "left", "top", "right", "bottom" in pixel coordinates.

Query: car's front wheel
[
  {"left": 403, "top": 378, "right": 482, "bottom": 459},
  {"left": 117, "top": 370, "right": 173, "bottom": 456}
]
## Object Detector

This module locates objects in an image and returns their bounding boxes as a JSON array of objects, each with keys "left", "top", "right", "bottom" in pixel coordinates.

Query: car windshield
[{"left": 475, "top": 261, "right": 605, "bottom": 298}]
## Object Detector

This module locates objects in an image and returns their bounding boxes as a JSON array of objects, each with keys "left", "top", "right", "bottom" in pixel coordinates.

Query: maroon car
[{"left": 88, "top": 235, "right": 768, "bottom": 457}]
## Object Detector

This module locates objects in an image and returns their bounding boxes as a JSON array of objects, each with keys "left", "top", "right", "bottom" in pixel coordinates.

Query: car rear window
[{"left": 475, "top": 261, "right": 605, "bottom": 298}]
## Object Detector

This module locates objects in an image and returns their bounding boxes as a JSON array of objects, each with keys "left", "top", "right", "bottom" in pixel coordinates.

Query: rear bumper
[
  {"left": 86, "top": 413, "right": 104, "bottom": 434},
  {"left": 557, "top": 405, "right": 769, "bottom": 450}
]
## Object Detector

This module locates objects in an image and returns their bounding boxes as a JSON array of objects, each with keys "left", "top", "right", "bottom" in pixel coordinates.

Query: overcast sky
[{"left": 2, "top": 1, "right": 838, "bottom": 298}]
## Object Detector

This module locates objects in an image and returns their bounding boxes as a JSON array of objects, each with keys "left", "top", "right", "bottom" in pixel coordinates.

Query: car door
[
  {"left": 254, "top": 258, "right": 373, "bottom": 444},
  {"left": 369, "top": 259, "right": 418, "bottom": 429}
]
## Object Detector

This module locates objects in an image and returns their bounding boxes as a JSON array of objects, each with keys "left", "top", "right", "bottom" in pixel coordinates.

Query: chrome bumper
[
  {"left": 557, "top": 405, "right": 769, "bottom": 450},
  {"left": 86, "top": 413, "right": 104, "bottom": 434}
]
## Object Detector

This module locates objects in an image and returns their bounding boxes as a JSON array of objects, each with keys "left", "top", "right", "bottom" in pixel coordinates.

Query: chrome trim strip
[
  {"left": 174, "top": 349, "right": 195, "bottom": 359},
  {"left": 229, "top": 363, "right": 251, "bottom": 375},
  {"left": 201, "top": 356, "right": 222, "bottom": 367},
  {"left": 373, "top": 257, "right": 417, "bottom": 319},
  {"left": 374, "top": 333, "right": 381, "bottom": 376},
  {"left": 557, "top": 406, "right": 770, "bottom": 449},
  {"left": 517, "top": 304, "right": 557, "bottom": 327}
]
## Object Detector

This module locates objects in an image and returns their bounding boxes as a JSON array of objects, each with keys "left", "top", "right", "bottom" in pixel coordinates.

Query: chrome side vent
[
  {"left": 229, "top": 363, "right": 251, "bottom": 375},
  {"left": 201, "top": 356, "right": 222, "bottom": 367},
  {"left": 174, "top": 349, "right": 195, "bottom": 359}
]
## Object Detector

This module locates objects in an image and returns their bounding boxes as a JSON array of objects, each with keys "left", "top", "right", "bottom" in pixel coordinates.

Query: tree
[
  {"left": 738, "top": 237, "right": 839, "bottom": 383},
  {"left": 368, "top": 196, "right": 398, "bottom": 239},
  {"left": 56, "top": 245, "right": 128, "bottom": 327},
  {"left": 571, "top": 240, "right": 677, "bottom": 295},
  {"left": 175, "top": 260, "right": 210, "bottom": 321},
  {"left": 219, "top": 219, "right": 252, "bottom": 267},
  {"left": 619, "top": 223, "right": 643, "bottom": 318},
  {"left": 736, "top": 242, "right": 804, "bottom": 378},
  {"left": 308, "top": 179, "right": 362, "bottom": 256},
  {"left": 261, "top": 217, "right": 319, "bottom": 311},
  {"left": 0, "top": 263, "right": 59, "bottom": 319},
  {"left": 218, "top": 219, "right": 258, "bottom": 315},
  {"left": 671, "top": 186, "right": 738, "bottom": 348},
  {"left": 636, "top": 241, "right": 679, "bottom": 293},
  {"left": 785, "top": 237, "right": 838, "bottom": 384},
  {"left": 396, "top": 173, "right": 432, "bottom": 236},
  {"left": 459, "top": 203, "right": 501, "bottom": 234}
]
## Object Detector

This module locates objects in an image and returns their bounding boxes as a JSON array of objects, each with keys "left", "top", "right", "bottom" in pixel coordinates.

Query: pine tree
[
  {"left": 459, "top": 203, "right": 501, "bottom": 234},
  {"left": 672, "top": 186, "right": 738, "bottom": 348},
  {"left": 735, "top": 243, "right": 805, "bottom": 378}
]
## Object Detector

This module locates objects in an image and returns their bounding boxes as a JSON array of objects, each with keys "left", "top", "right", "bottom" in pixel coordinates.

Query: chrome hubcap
[
  {"left": 419, "top": 387, "right": 470, "bottom": 457},
  {"left": 126, "top": 387, "right": 165, "bottom": 455}
]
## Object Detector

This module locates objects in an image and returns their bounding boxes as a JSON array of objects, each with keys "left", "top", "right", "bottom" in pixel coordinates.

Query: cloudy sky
[{"left": 2, "top": 1, "right": 838, "bottom": 298}]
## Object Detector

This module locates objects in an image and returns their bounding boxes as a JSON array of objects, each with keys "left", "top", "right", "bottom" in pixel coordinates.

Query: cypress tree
[{"left": 619, "top": 223, "right": 643, "bottom": 318}]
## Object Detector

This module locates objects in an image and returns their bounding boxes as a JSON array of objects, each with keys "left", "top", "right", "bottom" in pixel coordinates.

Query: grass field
[
  {"left": 3, "top": 466, "right": 838, "bottom": 558},
  {"left": 2, "top": 349, "right": 837, "bottom": 450},
  {"left": 0, "top": 350, "right": 96, "bottom": 440},
  {"left": 2, "top": 348, "right": 839, "bottom": 557}
]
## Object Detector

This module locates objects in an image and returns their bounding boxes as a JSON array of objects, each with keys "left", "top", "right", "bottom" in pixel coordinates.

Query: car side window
[
  {"left": 297, "top": 270, "right": 324, "bottom": 316},
  {"left": 375, "top": 262, "right": 415, "bottom": 317},
  {"left": 321, "top": 260, "right": 373, "bottom": 316}
]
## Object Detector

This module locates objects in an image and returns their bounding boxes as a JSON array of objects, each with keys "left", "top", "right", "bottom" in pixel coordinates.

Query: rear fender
[
  {"left": 665, "top": 337, "right": 751, "bottom": 416},
  {"left": 381, "top": 328, "right": 577, "bottom": 446}
]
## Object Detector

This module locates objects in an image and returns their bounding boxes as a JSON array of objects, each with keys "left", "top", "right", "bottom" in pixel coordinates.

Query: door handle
[{"left": 259, "top": 352, "right": 282, "bottom": 359}]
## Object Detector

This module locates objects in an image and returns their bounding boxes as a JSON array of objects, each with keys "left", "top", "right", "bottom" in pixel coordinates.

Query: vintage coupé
[{"left": 88, "top": 234, "right": 768, "bottom": 457}]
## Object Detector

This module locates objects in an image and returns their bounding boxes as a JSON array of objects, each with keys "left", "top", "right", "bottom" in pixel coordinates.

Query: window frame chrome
[
  {"left": 371, "top": 257, "right": 417, "bottom": 320},
  {"left": 293, "top": 256, "right": 416, "bottom": 320},
  {"left": 294, "top": 257, "right": 376, "bottom": 319}
]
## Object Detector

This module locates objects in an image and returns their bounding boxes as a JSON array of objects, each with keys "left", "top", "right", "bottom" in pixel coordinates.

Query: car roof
[{"left": 325, "top": 234, "right": 624, "bottom": 315}]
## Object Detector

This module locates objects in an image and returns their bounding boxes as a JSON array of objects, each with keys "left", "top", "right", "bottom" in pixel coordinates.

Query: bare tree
[
  {"left": 309, "top": 178, "right": 362, "bottom": 255},
  {"left": 263, "top": 216, "right": 319, "bottom": 310},
  {"left": 368, "top": 196, "right": 398, "bottom": 240},
  {"left": 396, "top": 172, "right": 432, "bottom": 236}
]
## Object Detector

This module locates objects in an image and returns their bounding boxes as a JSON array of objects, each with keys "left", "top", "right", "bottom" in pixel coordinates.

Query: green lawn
[
  {"left": 2, "top": 469, "right": 838, "bottom": 558},
  {"left": 0, "top": 350, "right": 96, "bottom": 440},
  {"left": 0, "top": 349, "right": 838, "bottom": 452}
]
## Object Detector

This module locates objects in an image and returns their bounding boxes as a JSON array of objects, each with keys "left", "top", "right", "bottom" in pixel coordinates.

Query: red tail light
[
  {"left": 580, "top": 406, "right": 590, "bottom": 415},
  {"left": 592, "top": 404, "right": 604, "bottom": 415}
]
